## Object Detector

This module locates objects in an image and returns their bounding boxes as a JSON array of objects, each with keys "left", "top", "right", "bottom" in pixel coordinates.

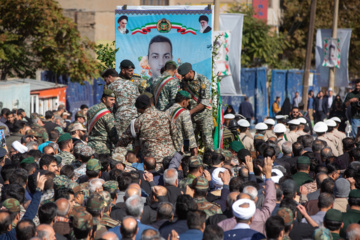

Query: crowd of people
[{"left": 0, "top": 60, "right": 360, "bottom": 240}]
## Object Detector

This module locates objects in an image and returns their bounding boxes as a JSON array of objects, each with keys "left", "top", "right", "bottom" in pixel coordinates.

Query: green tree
[
  {"left": 228, "top": 4, "right": 289, "bottom": 69},
  {"left": 281, "top": 0, "right": 360, "bottom": 76},
  {"left": 0, "top": 0, "right": 99, "bottom": 82},
  {"left": 95, "top": 41, "right": 119, "bottom": 73}
]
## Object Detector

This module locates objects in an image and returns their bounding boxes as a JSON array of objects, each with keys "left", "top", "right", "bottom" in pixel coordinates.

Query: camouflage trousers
[
  {"left": 193, "top": 111, "right": 214, "bottom": 150},
  {"left": 87, "top": 141, "right": 112, "bottom": 154},
  {"left": 114, "top": 118, "right": 132, "bottom": 137}
]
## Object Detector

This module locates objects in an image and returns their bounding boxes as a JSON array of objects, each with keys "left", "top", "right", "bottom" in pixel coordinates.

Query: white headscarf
[
  {"left": 212, "top": 167, "right": 226, "bottom": 190},
  {"left": 11, "top": 141, "right": 28, "bottom": 153},
  {"left": 232, "top": 199, "right": 256, "bottom": 220}
]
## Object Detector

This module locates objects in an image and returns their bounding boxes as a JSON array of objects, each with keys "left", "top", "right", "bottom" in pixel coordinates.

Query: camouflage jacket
[
  {"left": 182, "top": 72, "right": 212, "bottom": 121},
  {"left": 87, "top": 102, "right": 118, "bottom": 154},
  {"left": 100, "top": 213, "right": 120, "bottom": 229},
  {"left": 119, "top": 73, "right": 147, "bottom": 94},
  {"left": 108, "top": 77, "right": 140, "bottom": 136},
  {"left": 166, "top": 103, "right": 197, "bottom": 151},
  {"left": 179, "top": 174, "right": 196, "bottom": 189},
  {"left": 56, "top": 151, "right": 75, "bottom": 166},
  {"left": 94, "top": 218, "right": 108, "bottom": 239},
  {"left": 151, "top": 72, "right": 180, "bottom": 111},
  {"left": 194, "top": 196, "right": 222, "bottom": 219},
  {"left": 118, "top": 107, "right": 177, "bottom": 163},
  {"left": 31, "top": 123, "right": 49, "bottom": 143}
]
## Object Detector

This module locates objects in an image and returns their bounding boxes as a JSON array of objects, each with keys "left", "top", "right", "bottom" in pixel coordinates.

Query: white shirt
[
  {"left": 328, "top": 96, "right": 333, "bottom": 109},
  {"left": 233, "top": 223, "right": 250, "bottom": 230}
]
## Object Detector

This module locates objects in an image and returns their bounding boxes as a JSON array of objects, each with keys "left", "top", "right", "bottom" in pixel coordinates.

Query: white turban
[
  {"left": 232, "top": 199, "right": 256, "bottom": 220},
  {"left": 212, "top": 167, "right": 226, "bottom": 190},
  {"left": 271, "top": 169, "right": 284, "bottom": 184},
  {"left": 11, "top": 141, "right": 28, "bottom": 154}
]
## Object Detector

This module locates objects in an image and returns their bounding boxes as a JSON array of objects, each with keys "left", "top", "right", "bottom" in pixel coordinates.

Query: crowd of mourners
[{"left": 1, "top": 73, "right": 360, "bottom": 240}]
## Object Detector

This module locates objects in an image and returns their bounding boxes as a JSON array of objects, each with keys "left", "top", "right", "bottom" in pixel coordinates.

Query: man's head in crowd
[
  {"left": 40, "top": 155, "right": 58, "bottom": 173},
  {"left": 120, "top": 216, "right": 138, "bottom": 240},
  {"left": 101, "top": 89, "right": 116, "bottom": 109},
  {"left": 16, "top": 219, "right": 36, "bottom": 240}
]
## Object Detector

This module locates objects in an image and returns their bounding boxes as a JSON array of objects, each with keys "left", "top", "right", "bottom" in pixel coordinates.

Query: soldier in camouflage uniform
[
  {"left": 179, "top": 156, "right": 203, "bottom": 188},
  {"left": 150, "top": 61, "right": 180, "bottom": 111},
  {"left": 71, "top": 206, "right": 94, "bottom": 240},
  {"left": 53, "top": 175, "right": 79, "bottom": 190},
  {"left": 3, "top": 198, "right": 21, "bottom": 229},
  {"left": 108, "top": 61, "right": 140, "bottom": 137},
  {"left": 30, "top": 113, "right": 49, "bottom": 144},
  {"left": 178, "top": 63, "right": 214, "bottom": 149},
  {"left": 166, "top": 91, "right": 197, "bottom": 154},
  {"left": 100, "top": 189, "right": 121, "bottom": 229},
  {"left": 73, "top": 145, "right": 94, "bottom": 181},
  {"left": 87, "top": 89, "right": 118, "bottom": 154},
  {"left": 117, "top": 94, "right": 177, "bottom": 165},
  {"left": 276, "top": 207, "right": 293, "bottom": 240},
  {"left": 118, "top": 59, "right": 147, "bottom": 94},
  {"left": 192, "top": 176, "right": 222, "bottom": 219},
  {"left": 86, "top": 193, "right": 108, "bottom": 239},
  {"left": 55, "top": 133, "right": 75, "bottom": 165}
]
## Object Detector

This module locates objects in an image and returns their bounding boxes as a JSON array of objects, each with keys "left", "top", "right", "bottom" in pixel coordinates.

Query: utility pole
[
  {"left": 302, "top": 0, "right": 317, "bottom": 111},
  {"left": 328, "top": 0, "right": 339, "bottom": 89},
  {"left": 214, "top": 0, "right": 220, "bottom": 31}
]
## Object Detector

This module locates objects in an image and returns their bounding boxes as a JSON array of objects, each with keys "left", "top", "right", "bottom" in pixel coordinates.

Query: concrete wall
[{"left": 0, "top": 83, "right": 31, "bottom": 115}]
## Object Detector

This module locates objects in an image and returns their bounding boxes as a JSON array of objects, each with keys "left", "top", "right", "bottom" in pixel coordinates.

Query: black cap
[
  {"left": 120, "top": 60, "right": 135, "bottom": 69},
  {"left": 199, "top": 15, "right": 209, "bottom": 22}
]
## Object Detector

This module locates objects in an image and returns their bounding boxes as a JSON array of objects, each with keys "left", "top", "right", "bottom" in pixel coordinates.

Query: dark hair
[
  {"left": 263, "top": 146, "right": 276, "bottom": 158},
  {"left": 1, "top": 108, "right": 10, "bottom": 116},
  {"left": 187, "top": 210, "right": 206, "bottom": 230},
  {"left": 279, "top": 198, "right": 297, "bottom": 217},
  {"left": 80, "top": 104, "right": 89, "bottom": 109},
  {"left": 176, "top": 195, "right": 198, "bottom": 220},
  {"left": 211, "top": 153, "right": 224, "bottom": 166},
  {"left": 302, "top": 135, "right": 314, "bottom": 148},
  {"left": 55, "top": 187, "right": 74, "bottom": 201},
  {"left": 45, "top": 110, "right": 54, "bottom": 120},
  {"left": 318, "top": 193, "right": 334, "bottom": 208},
  {"left": 0, "top": 210, "right": 11, "bottom": 235},
  {"left": 320, "top": 178, "right": 335, "bottom": 194},
  {"left": 144, "top": 158, "right": 156, "bottom": 171},
  {"left": 73, "top": 227, "right": 92, "bottom": 239},
  {"left": 157, "top": 202, "right": 174, "bottom": 220},
  {"left": 49, "top": 130, "right": 60, "bottom": 141},
  {"left": 12, "top": 121, "right": 25, "bottom": 133},
  {"left": 292, "top": 142, "right": 304, "bottom": 156},
  {"left": 39, "top": 154, "right": 57, "bottom": 170},
  {"left": 58, "top": 139, "right": 71, "bottom": 150},
  {"left": 110, "top": 169, "right": 123, "bottom": 181},
  {"left": 289, "top": 125, "right": 297, "bottom": 131},
  {"left": 229, "top": 177, "right": 243, "bottom": 192},
  {"left": 275, "top": 184, "right": 284, "bottom": 202},
  {"left": 9, "top": 168, "right": 28, "bottom": 186},
  {"left": 312, "top": 139, "right": 326, "bottom": 152},
  {"left": 181, "top": 156, "right": 191, "bottom": 177},
  {"left": 297, "top": 163, "right": 310, "bottom": 171},
  {"left": 60, "top": 165, "right": 75, "bottom": 179},
  {"left": 265, "top": 216, "right": 285, "bottom": 239},
  {"left": 203, "top": 225, "right": 224, "bottom": 240},
  {"left": 324, "top": 219, "right": 342, "bottom": 231},
  {"left": 118, "top": 172, "right": 132, "bottom": 191},
  {"left": 1, "top": 164, "right": 16, "bottom": 182},
  {"left": 6, "top": 184, "right": 25, "bottom": 204},
  {"left": 162, "top": 156, "right": 172, "bottom": 170},
  {"left": 129, "top": 171, "right": 140, "bottom": 184},
  {"left": 147, "top": 35, "right": 173, "bottom": 57},
  {"left": 350, "top": 148, "right": 360, "bottom": 162},
  {"left": 326, "top": 163, "right": 338, "bottom": 175},
  {"left": 175, "top": 92, "right": 189, "bottom": 104},
  {"left": 86, "top": 169, "right": 100, "bottom": 179},
  {"left": 15, "top": 219, "right": 36, "bottom": 240},
  {"left": 281, "top": 179, "right": 297, "bottom": 200},
  {"left": 38, "top": 202, "right": 57, "bottom": 224},
  {"left": 44, "top": 172, "right": 55, "bottom": 191}
]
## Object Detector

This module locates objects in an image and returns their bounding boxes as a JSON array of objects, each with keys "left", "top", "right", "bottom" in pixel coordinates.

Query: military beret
[
  {"left": 324, "top": 209, "right": 343, "bottom": 222},
  {"left": 102, "top": 89, "right": 116, "bottom": 98},
  {"left": 72, "top": 208, "right": 93, "bottom": 230},
  {"left": 103, "top": 181, "right": 119, "bottom": 194},
  {"left": 86, "top": 158, "right": 101, "bottom": 171},
  {"left": 20, "top": 157, "right": 35, "bottom": 165},
  {"left": 165, "top": 60, "right": 177, "bottom": 68},
  {"left": 193, "top": 176, "right": 209, "bottom": 190},
  {"left": 178, "top": 90, "right": 191, "bottom": 99},
  {"left": 189, "top": 156, "right": 202, "bottom": 168},
  {"left": 177, "top": 63, "right": 192, "bottom": 76},
  {"left": 199, "top": 15, "right": 209, "bottom": 22},
  {"left": 75, "top": 111, "right": 85, "bottom": 118},
  {"left": 277, "top": 207, "right": 294, "bottom": 225},
  {"left": 230, "top": 141, "right": 244, "bottom": 153},
  {"left": 2, "top": 198, "right": 20, "bottom": 212},
  {"left": 0, "top": 148, "right": 7, "bottom": 159},
  {"left": 120, "top": 59, "right": 135, "bottom": 69},
  {"left": 86, "top": 193, "right": 105, "bottom": 211},
  {"left": 57, "top": 133, "right": 72, "bottom": 143},
  {"left": 118, "top": 15, "right": 128, "bottom": 23},
  {"left": 297, "top": 156, "right": 311, "bottom": 165},
  {"left": 349, "top": 189, "right": 360, "bottom": 198}
]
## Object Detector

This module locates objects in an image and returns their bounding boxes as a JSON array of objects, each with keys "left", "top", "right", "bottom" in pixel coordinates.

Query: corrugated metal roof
[{"left": 0, "top": 79, "right": 67, "bottom": 91}]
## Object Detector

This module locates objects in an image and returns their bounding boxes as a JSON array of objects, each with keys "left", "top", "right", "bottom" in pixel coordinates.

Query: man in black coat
[{"left": 313, "top": 91, "right": 328, "bottom": 123}]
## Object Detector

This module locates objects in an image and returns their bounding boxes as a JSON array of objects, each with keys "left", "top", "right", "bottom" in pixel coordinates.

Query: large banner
[
  {"left": 115, "top": 7, "right": 213, "bottom": 82},
  {"left": 315, "top": 29, "right": 352, "bottom": 87}
]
